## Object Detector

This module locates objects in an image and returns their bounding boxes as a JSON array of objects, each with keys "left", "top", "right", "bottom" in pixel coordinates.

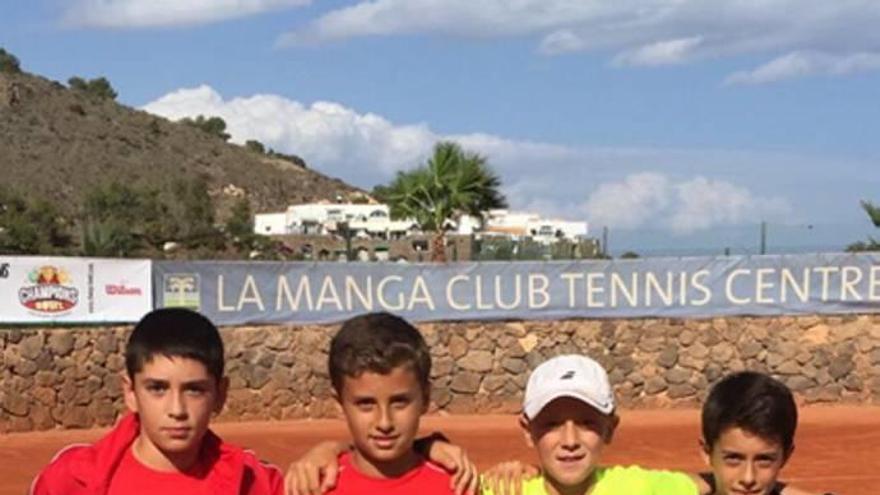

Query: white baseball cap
[{"left": 522, "top": 354, "right": 615, "bottom": 419}]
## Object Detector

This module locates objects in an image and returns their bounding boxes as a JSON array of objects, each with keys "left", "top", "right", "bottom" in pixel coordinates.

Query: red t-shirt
[
  {"left": 107, "top": 447, "right": 214, "bottom": 495},
  {"left": 327, "top": 452, "right": 454, "bottom": 495}
]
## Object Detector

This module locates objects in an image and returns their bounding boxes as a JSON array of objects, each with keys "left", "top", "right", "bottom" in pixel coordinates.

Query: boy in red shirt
[
  {"left": 323, "top": 312, "right": 455, "bottom": 495},
  {"left": 30, "top": 308, "right": 284, "bottom": 495}
]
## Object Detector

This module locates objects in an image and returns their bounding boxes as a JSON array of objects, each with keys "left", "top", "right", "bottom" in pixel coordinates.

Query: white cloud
[
  {"left": 579, "top": 174, "right": 790, "bottom": 233},
  {"left": 65, "top": 0, "right": 310, "bottom": 28},
  {"left": 279, "top": 1, "right": 880, "bottom": 83},
  {"left": 582, "top": 173, "right": 672, "bottom": 230},
  {"left": 667, "top": 177, "right": 791, "bottom": 233},
  {"left": 143, "top": 85, "right": 816, "bottom": 234},
  {"left": 613, "top": 37, "right": 704, "bottom": 67},
  {"left": 278, "top": 0, "right": 605, "bottom": 46},
  {"left": 725, "top": 51, "right": 880, "bottom": 85},
  {"left": 143, "top": 85, "right": 439, "bottom": 184},
  {"left": 538, "top": 30, "right": 589, "bottom": 56}
]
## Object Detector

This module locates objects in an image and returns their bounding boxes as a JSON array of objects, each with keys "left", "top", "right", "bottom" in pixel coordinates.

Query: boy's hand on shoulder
[
  {"left": 284, "top": 440, "right": 349, "bottom": 495},
  {"left": 425, "top": 440, "right": 479, "bottom": 495},
  {"left": 482, "top": 461, "right": 539, "bottom": 495}
]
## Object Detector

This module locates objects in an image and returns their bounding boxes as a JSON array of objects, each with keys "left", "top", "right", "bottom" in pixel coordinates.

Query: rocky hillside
[{"left": 0, "top": 70, "right": 364, "bottom": 218}]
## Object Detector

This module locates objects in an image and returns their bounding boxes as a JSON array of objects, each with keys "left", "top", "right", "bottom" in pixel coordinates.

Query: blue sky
[{"left": 3, "top": 0, "right": 879, "bottom": 255}]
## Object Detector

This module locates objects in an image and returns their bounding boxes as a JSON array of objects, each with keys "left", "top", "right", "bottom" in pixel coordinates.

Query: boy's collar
[{"left": 67, "top": 413, "right": 246, "bottom": 493}]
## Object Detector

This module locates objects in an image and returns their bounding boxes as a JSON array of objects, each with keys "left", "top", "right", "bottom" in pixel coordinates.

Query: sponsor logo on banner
[
  {"left": 163, "top": 273, "right": 200, "bottom": 310},
  {"left": 105, "top": 283, "right": 143, "bottom": 296},
  {"left": 18, "top": 265, "right": 79, "bottom": 314}
]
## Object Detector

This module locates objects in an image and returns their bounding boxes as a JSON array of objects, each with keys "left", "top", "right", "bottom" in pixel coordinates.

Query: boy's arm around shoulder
[{"left": 242, "top": 452, "right": 286, "bottom": 495}]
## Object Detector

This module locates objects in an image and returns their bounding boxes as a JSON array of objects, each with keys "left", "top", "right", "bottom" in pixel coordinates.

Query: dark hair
[
  {"left": 125, "top": 308, "right": 224, "bottom": 382},
  {"left": 702, "top": 371, "right": 797, "bottom": 454},
  {"left": 329, "top": 312, "right": 431, "bottom": 398}
]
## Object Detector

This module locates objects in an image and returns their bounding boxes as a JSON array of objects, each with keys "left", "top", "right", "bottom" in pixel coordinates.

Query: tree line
[{"left": 0, "top": 176, "right": 275, "bottom": 259}]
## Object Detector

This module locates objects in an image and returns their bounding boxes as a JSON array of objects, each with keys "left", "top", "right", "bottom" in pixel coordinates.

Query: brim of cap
[{"left": 523, "top": 389, "right": 615, "bottom": 419}]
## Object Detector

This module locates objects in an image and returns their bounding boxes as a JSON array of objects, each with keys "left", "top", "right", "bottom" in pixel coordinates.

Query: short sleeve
[{"left": 639, "top": 468, "right": 700, "bottom": 495}]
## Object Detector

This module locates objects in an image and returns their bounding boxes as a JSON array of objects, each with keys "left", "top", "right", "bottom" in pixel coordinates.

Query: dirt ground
[{"left": 3, "top": 405, "right": 876, "bottom": 494}]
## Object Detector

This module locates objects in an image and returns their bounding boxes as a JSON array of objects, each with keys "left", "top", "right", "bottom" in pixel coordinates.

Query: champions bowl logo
[{"left": 19, "top": 265, "right": 79, "bottom": 314}]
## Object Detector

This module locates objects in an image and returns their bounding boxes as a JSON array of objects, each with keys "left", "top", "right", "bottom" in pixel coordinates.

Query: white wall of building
[
  {"left": 254, "top": 213, "right": 288, "bottom": 235},
  {"left": 526, "top": 219, "right": 588, "bottom": 244},
  {"left": 287, "top": 203, "right": 390, "bottom": 224},
  {"left": 256, "top": 204, "right": 588, "bottom": 244}
]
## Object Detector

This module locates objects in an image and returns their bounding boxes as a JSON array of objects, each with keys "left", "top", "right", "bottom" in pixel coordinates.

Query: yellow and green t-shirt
[{"left": 484, "top": 465, "right": 699, "bottom": 495}]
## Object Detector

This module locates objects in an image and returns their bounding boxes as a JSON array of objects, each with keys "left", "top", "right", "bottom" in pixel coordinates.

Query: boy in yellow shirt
[{"left": 492, "top": 354, "right": 699, "bottom": 495}]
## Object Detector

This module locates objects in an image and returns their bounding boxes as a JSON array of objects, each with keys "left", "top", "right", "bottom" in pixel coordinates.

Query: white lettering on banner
[
  {"left": 409, "top": 276, "right": 435, "bottom": 311},
  {"left": 562, "top": 270, "right": 715, "bottom": 308},
  {"left": 755, "top": 268, "right": 775, "bottom": 304},
  {"left": 377, "top": 276, "right": 404, "bottom": 311},
  {"left": 217, "top": 275, "right": 235, "bottom": 311},
  {"left": 317, "top": 276, "right": 343, "bottom": 311},
  {"left": 277, "top": 276, "right": 313, "bottom": 311},
  {"left": 814, "top": 266, "right": 839, "bottom": 301},
  {"left": 495, "top": 274, "right": 521, "bottom": 310},
  {"left": 446, "top": 275, "right": 470, "bottom": 310},
  {"left": 474, "top": 275, "right": 493, "bottom": 310},
  {"left": 780, "top": 268, "right": 810, "bottom": 303},
  {"left": 841, "top": 266, "right": 862, "bottom": 301},
  {"left": 725, "top": 269, "right": 751, "bottom": 304},
  {"left": 528, "top": 274, "right": 550, "bottom": 309},
  {"left": 871, "top": 266, "right": 880, "bottom": 301},
  {"left": 171, "top": 258, "right": 880, "bottom": 321},
  {"left": 678, "top": 272, "right": 688, "bottom": 305},
  {"left": 691, "top": 270, "right": 712, "bottom": 306},
  {"left": 645, "top": 272, "right": 673, "bottom": 306},
  {"left": 445, "top": 274, "right": 526, "bottom": 311},
  {"left": 560, "top": 272, "right": 583, "bottom": 308},
  {"left": 346, "top": 276, "right": 373, "bottom": 311},
  {"left": 238, "top": 275, "right": 265, "bottom": 311},
  {"left": 610, "top": 273, "right": 638, "bottom": 307},
  {"left": 585, "top": 273, "right": 605, "bottom": 308}
]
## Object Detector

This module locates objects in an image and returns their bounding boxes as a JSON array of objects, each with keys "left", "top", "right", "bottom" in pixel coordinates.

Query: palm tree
[
  {"left": 847, "top": 200, "right": 880, "bottom": 252},
  {"left": 861, "top": 200, "right": 880, "bottom": 227},
  {"left": 376, "top": 141, "right": 507, "bottom": 262}
]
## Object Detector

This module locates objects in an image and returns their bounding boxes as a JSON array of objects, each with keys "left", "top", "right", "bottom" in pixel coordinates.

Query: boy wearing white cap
[{"left": 501, "top": 354, "right": 700, "bottom": 495}]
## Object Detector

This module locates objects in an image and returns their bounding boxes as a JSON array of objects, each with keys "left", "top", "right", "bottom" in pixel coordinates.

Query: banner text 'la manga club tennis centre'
[{"left": 153, "top": 253, "right": 880, "bottom": 325}]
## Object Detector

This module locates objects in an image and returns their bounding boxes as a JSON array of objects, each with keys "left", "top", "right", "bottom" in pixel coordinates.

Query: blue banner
[{"left": 153, "top": 253, "right": 880, "bottom": 325}]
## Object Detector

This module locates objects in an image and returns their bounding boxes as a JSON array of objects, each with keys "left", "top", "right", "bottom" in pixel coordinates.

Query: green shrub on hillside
[
  {"left": 267, "top": 148, "right": 306, "bottom": 168},
  {"left": 68, "top": 76, "right": 118, "bottom": 100},
  {"left": 180, "top": 115, "right": 231, "bottom": 141},
  {"left": 226, "top": 196, "right": 261, "bottom": 253},
  {"left": 82, "top": 182, "right": 172, "bottom": 256},
  {"left": 0, "top": 48, "right": 21, "bottom": 73},
  {"left": 0, "top": 188, "right": 73, "bottom": 254},
  {"left": 171, "top": 175, "right": 225, "bottom": 250},
  {"left": 245, "top": 139, "right": 265, "bottom": 154}
]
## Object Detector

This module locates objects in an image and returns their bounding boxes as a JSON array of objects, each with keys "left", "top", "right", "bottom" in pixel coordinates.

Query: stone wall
[{"left": 3, "top": 314, "right": 879, "bottom": 432}]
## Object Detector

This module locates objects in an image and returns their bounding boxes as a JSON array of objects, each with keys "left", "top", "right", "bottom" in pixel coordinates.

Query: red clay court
[{"left": 3, "top": 405, "right": 877, "bottom": 495}]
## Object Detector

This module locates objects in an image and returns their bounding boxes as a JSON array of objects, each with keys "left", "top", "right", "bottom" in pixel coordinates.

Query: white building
[
  {"left": 256, "top": 204, "right": 587, "bottom": 245},
  {"left": 525, "top": 218, "right": 588, "bottom": 244},
  {"left": 254, "top": 213, "right": 287, "bottom": 235},
  {"left": 254, "top": 203, "right": 419, "bottom": 239},
  {"left": 468, "top": 209, "right": 588, "bottom": 244}
]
